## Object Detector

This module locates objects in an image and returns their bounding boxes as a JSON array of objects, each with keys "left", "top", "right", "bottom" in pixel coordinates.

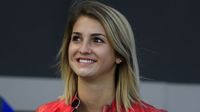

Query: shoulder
[
  {"left": 130, "top": 101, "right": 167, "bottom": 112},
  {"left": 36, "top": 99, "right": 72, "bottom": 112}
]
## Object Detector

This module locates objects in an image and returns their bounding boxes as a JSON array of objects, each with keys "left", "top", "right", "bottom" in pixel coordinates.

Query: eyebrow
[
  {"left": 72, "top": 32, "right": 106, "bottom": 37},
  {"left": 91, "top": 33, "right": 106, "bottom": 37},
  {"left": 72, "top": 32, "right": 81, "bottom": 35}
]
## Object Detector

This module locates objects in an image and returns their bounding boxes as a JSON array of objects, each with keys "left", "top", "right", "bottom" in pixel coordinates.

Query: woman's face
[{"left": 68, "top": 16, "right": 117, "bottom": 80}]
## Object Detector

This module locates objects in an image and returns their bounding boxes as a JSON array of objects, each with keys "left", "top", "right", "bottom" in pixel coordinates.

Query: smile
[{"left": 77, "top": 58, "right": 97, "bottom": 63}]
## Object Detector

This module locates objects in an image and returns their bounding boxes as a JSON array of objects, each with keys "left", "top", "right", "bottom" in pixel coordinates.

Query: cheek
[
  {"left": 68, "top": 44, "right": 76, "bottom": 56},
  {"left": 68, "top": 45, "right": 72, "bottom": 57},
  {"left": 98, "top": 47, "right": 115, "bottom": 60},
  {"left": 68, "top": 48, "right": 75, "bottom": 62}
]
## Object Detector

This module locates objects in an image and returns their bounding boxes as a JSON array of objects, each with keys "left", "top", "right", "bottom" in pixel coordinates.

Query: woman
[{"left": 37, "top": 0, "right": 166, "bottom": 112}]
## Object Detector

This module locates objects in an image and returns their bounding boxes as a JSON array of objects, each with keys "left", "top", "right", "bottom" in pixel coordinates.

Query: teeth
[{"left": 79, "top": 59, "right": 95, "bottom": 63}]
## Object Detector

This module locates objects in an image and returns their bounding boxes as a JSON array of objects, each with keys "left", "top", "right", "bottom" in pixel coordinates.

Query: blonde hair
[{"left": 58, "top": 0, "right": 141, "bottom": 111}]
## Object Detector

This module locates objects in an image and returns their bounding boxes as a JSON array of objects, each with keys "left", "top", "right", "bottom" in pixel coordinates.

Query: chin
[
  {"left": 77, "top": 73, "right": 93, "bottom": 77},
  {"left": 76, "top": 72, "right": 96, "bottom": 78}
]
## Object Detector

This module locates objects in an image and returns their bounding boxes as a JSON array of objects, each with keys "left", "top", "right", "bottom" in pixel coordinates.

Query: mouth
[{"left": 77, "top": 58, "right": 97, "bottom": 63}]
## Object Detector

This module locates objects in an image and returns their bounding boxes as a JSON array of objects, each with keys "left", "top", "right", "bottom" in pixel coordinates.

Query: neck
[{"left": 77, "top": 75, "right": 115, "bottom": 112}]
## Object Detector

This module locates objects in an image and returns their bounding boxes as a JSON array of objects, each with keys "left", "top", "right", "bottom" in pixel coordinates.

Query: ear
[{"left": 116, "top": 58, "right": 122, "bottom": 64}]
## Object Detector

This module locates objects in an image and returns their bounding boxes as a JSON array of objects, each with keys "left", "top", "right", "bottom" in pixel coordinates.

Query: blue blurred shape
[{"left": 0, "top": 96, "right": 14, "bottom": 112}]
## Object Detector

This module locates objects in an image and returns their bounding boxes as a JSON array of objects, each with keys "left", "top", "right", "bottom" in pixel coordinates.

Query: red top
[{"left": 36, "top": 95, "right": 167, "bottom": 112}]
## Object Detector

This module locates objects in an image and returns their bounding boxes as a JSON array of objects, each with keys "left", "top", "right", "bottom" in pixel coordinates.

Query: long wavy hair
[{"left": 58, "top": 0, "right": 141, "bottom": 111}]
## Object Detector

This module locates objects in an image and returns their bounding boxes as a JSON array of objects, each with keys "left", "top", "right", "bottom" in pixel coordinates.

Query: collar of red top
[
  {"left": 70, "top": 93, "right": 116, "bottom": 112},
  {"left": 68, "top": 93, "right": 167, "bottom": 112}
]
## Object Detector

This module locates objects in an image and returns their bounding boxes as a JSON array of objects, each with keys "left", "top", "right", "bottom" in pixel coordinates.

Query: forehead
[{"left": 72, "top": 16, "right": 106, "bottom": 34}]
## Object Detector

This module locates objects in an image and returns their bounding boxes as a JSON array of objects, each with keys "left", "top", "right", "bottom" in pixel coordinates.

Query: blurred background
[{"left": 0, "top": 0, "right": 199, "bottom": 112}]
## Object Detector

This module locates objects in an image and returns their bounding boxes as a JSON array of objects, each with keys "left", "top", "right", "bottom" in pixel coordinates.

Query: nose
[{"left": 79, "top": 41, "right": 91, "bottom": 54}]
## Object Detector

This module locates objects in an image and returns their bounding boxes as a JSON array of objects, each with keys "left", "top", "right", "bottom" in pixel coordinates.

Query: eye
[
  {"left": 71, "top": 35, "right": 81, "bottom": 42},
  {"left": 93, "top": 37, "right": 104, "bottom": 43}
]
